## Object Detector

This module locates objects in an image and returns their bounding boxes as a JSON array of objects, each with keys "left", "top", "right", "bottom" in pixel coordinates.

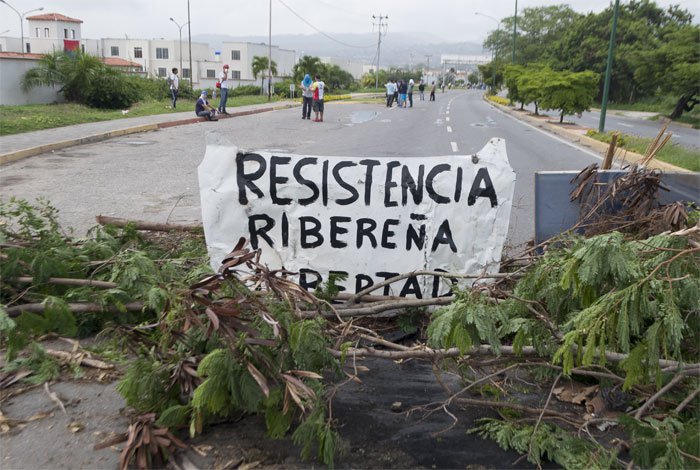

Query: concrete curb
[
  {"left": 486, "top": 97, "right": 690, "bottom": 173},
  {"left": 0, "top": 103, "right": 297, "bottom": 166}
]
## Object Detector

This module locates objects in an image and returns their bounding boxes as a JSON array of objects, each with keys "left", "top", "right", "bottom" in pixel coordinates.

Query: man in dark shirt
[{"left": 195, "top": 91, "right": 218, "bottom": 121}]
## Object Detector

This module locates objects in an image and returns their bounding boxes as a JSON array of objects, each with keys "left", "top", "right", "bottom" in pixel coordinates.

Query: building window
[
  {"left": 206, "top": 69, "right": 216, "bottom": 78},
  {"left": 134, "top": 47, "right": 142, "bottom": 58},
  {"left": 157, "top": 67, "right": 167, "bottom": 77},
  {"left": 64, "top": 28, "right": 69, "bottom": 39},
  {"left": 71, "top": 29, "right": 76, "bottom": 39},
  {"left": 35, "top": 28, "right": 40, "bottom": 37},
  {"left": 156, "top": 48, "right": 169, "bottom": 59},
  {"left": 232, "top": 50, "right": 241, "bottom": 60},
  {"left": 182, "top": 69, "right": 191, "bottom": 79},
  {"left": 111, "top": 46, "right": 119, "bottom": 56},
  {"left": 232, "top": 70, "right": 241, "bottom": 79},
  {"left": 44, "top": 28, "right": 49, "bottom": 37},
  {"left": 25, "top": 43, "right": 31, "bottom": 53}
]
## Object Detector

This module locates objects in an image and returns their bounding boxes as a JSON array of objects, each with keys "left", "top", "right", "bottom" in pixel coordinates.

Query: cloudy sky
[{"left": 1, "top": 0, "right": 698, "bottom": 45}]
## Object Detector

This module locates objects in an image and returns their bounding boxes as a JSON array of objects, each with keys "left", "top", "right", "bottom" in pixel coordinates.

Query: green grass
[
  {"left": 0, "top": 96, "right": 280, "bottom": 136},
  {"left": 586, "top": 130, "right": 700, "bottom": 172},
  {"left": 597, "top": 96, "right": 700, "bottom": 129}
]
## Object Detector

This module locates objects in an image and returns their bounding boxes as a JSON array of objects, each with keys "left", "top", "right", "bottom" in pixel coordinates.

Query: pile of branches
[
  {"left": 570, "top": 163, "right": 694, "bottom": 238},
  {"left": 1, "top": 170, "right": 699, "bottom": 468}
]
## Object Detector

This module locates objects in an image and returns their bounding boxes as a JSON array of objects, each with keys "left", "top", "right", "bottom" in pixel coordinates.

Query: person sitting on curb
[{"left": 195, "top": 91, "right": 218, "bottom": 121}]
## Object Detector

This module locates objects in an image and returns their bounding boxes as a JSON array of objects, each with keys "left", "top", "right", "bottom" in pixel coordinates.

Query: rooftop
[{"left": 26, "top": 13, "right": 83, "bottom": 24}]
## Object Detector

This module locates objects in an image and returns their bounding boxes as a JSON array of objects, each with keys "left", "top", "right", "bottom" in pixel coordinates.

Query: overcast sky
[{"left": 2, "top": 0, "right": 698, "bottom": 45}]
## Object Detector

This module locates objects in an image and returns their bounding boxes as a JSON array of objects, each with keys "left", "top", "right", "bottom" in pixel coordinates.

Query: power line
[{"left": 276, "top": 0, "right": 375, "bottom": 49}]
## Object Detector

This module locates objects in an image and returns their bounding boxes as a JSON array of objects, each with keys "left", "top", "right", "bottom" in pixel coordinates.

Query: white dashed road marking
[
  {"left": 446, "top": 117, "right": 450, "bottom": 122},
  {"left": 451, "top": 142, "right": 458, "bottom": 152},
  {"left": 447, "top": 126, "right": 452, "bottom": 133}
]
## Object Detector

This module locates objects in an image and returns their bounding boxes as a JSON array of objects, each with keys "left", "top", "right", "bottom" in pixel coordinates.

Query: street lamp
[
  {"left": 0, "top": 1, "right": 44, "bottom": 54},
  {"left": 512, "top": 0, "right": 518, "bottom": 63},
  {"left": 475, "top": 12, "right": 502, "bottom": 94},
  {"left": 169, "top": 17, "right": 189, "bottom": 78}
]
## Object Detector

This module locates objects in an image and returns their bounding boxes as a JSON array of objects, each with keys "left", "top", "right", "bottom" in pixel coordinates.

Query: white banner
[{"left": 198, "top": 133, "right": 515, "bottom": 298}]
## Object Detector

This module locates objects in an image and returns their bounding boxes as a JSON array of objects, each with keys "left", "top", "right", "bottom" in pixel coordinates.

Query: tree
[
  {"left": 251, "top": 56, "right": 277, "bottom": 92},
  {"left": 321, "top": 64, "right": 355, "bottom": 92},
  {"left": 467, "top": 72, "right": 480, "bottom": 87},
  {"left": 539, "top": 70, "right": 599, "bottom": 123},
  {"left": 292, "top": 55, "right": 323, "bottom": 84},
  {"left": 22, "top": 50, "right": 140, "bottom": 109}
]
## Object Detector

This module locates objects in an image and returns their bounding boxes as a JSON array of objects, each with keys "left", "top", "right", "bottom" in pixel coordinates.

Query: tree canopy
[{"left": 481, "top": 0, "right": 699, "bottom": 118}]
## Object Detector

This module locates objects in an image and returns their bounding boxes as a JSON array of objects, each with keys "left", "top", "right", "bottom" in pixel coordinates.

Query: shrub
[
  {"left": 232, "top": 85, "right": 262, "bottom": 97},
  {"left": 84, "top": 69, "right": 141, "bottom": 109}
]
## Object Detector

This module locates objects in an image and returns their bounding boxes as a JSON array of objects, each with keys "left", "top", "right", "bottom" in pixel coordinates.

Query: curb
[
  {"left": 486, "top": 97, "right": 690, "bottom": 173},
  {"left": 0, "top": 103, "right": 297, "bottom": 166}
]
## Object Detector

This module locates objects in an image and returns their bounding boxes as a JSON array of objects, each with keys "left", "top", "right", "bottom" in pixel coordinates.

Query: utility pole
[
  {"left": 372, "top": 14, "right": 388, "bottom": 89},
  {"left": 599, "top": 0, "right": 620, "bottom": 133},
  {"left": 268, "top": 0, "right": 272, "bottom": 101},
  {"left": 425, "top": 54, "right": 432, "bottom": 82}
]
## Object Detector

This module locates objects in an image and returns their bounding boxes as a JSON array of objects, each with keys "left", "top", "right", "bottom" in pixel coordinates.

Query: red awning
[{"left": 63, "top": 39, "right": 79, "bottom": 52}]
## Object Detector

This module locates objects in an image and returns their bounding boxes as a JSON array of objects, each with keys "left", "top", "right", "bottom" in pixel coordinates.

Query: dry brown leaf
[
  {"left": 68, "top": 421, "right": 85, "bottom": 433},
  {"left": 191, "top": 444, "right": 213, "bottom": 457}
]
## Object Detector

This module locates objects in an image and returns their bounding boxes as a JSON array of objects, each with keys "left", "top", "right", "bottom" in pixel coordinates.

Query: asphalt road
[{"left": 1, "top": 90, "right": 603, "bottom": 251}]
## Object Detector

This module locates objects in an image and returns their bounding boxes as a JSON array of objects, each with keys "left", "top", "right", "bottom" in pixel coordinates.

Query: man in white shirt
[
  {"left": 218, "top": 64, "right": 232, "bottom": 114},
  {"left": 385, "top": 79, "right": 396, "bottom": 107},
  {"left": 311, "top": 74, "right": 325, "bottom": 122},
  {"left": 169, "top": 68, "right": 179, "bottom": 109}
]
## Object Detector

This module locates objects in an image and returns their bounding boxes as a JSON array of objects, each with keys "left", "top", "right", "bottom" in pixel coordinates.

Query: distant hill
[{"left": 192, "top": 32, "right": 485, "bottom": 68}]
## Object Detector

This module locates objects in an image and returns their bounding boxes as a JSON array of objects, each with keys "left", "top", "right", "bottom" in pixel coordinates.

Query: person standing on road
[
  {"left": 218, "top": 64, "right": 232, "bottom": 115},
  {"left": 311, "top": 74, "right": 325, "bottom": 122},
  {"left": 407, "top": 79, "right": 414, "bottom": 108},
  {"left": 195, "top": 91, "right": 218, "bottom": 121},
  {"left": 398, "top": 79, "right": 408, "bottom": 108},
  {"left": 385, "top": 79, "right": 396, "bottom": 107},
  {"left": 430, "top": 81, "right": 436, "bottom": 101},
  {"left": 301, "top": 74, "right": 313, "bottom": 119},
  {"left": 418, "top": 79, "right": 425, "bottom": 101},
  {"left": 169, "top": 68, "right": 179, "bottom": 109}
]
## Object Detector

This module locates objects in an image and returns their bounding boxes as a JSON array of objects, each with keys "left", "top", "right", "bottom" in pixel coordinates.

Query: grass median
[
  {"left": 586, "top": 130, "right": 700, "bottom": 172},
  {"left": 0, "top": 96, "right": 279, "bottom": 136}
]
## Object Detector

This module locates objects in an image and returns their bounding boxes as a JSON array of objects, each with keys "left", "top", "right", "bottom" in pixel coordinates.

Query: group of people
[
  {"left": 385, "top": 79, "right": 437, "bottom": 107},
  {"left": 300, "top": 74, "right": 326, "bottom": 122}
]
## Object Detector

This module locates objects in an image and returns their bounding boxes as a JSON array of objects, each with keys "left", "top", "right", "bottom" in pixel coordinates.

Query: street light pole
[
  {"left": 475, "top": 13, "right": 501, "bottom": 94},
  {"left": 372, "top": 14, "right": 388, "bottom": 90},
  {"left": 599, "top": 0, "right": 620, "bottom": 133},
  {"left": 187, "top": 0, "right": 193, "bottom": 88},
  {"left": 169, "top": 18, "right": 189, "bottom": 78},
  {"left": 512, "top": 0, "right": 517, "bottom": 63},
  {"left": 0, "top": 1, "right": 44, "bottom": 54}
]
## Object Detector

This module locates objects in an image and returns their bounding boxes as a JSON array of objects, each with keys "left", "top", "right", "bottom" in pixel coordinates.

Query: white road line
[
  {"left": 446, "top": 117, "right": 450, "bottom": 122},
  {"left": 446, "top": 110, "right": 450, "bottom": 115},
  {"left": 618, "top": 122, "right": 633, "bottom": 128},
  {"left": 491, "top": 105, "right": 605, "bottom": 162},
  {"left": 447, "top": 126, "right": 452, "bottom": 133},
  {"left": 451, "top": 142, "right": 459, "bottom": 152}
]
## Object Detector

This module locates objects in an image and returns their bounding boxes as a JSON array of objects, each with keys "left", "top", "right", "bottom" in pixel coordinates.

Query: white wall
[{"left": 0, "top": 57, "right": 62, "bottom": 105}]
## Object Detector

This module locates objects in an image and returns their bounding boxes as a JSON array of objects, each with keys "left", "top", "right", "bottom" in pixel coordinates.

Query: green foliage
[
  {"left": 501, "top": 231, "right": 699, "bottom": 387},
  {"left": 1, "top": 198, "right": 209, "bottom": 340},
  {"left": 427, "top": 291, "right": 507, "bottom": 354},
  {"left": 289, "top": 318, "right": 335, "bottom": 372},
  {"left": 22, "top": 50, "right": 141, "bottom": 109},
  {"left": 292, "top": 406, "right": 339, "bottom": 467},
  {"left": 117, "top": 357, "right": 180, "bottom": 413},
  {"left": 3, "top": 342, "right": 61, "bottom": 384},
  {"left": 471, "top": 419, "right": 617, "bottom": 468},
  {"left": 620, "top": 415, "right": 700, "bottom": 468}
]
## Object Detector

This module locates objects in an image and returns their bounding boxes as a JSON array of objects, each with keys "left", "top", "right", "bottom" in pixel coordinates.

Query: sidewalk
[
  {"left": 0, "top": 100, "right": 298, "bottom": 165},
  {"left": 486, "top": 97, "right": 691, "bottom": 173}
]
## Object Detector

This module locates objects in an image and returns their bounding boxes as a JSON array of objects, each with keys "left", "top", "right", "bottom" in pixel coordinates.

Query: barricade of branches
[{"left": 2, "top": 192, "right": 700, "bottom": 468}]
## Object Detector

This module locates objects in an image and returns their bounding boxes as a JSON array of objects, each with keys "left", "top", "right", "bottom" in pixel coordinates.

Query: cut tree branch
[
  {"left": 95, "top": 215, "right": 202, "bottom": 233},
  {"left": 6, "top": 301, "right": 144, "bottom": 318}
]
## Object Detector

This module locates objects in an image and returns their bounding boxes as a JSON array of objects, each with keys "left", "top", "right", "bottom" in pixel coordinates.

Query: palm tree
[
  {"left": 292, "top": 55, "right": 323, "bottom": 83},
  {"left": 22, "top": 50, "right": 105, "bottom": 103},
  {"left": 251, "top": 56, "right": 277, "bottom": 93}
]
